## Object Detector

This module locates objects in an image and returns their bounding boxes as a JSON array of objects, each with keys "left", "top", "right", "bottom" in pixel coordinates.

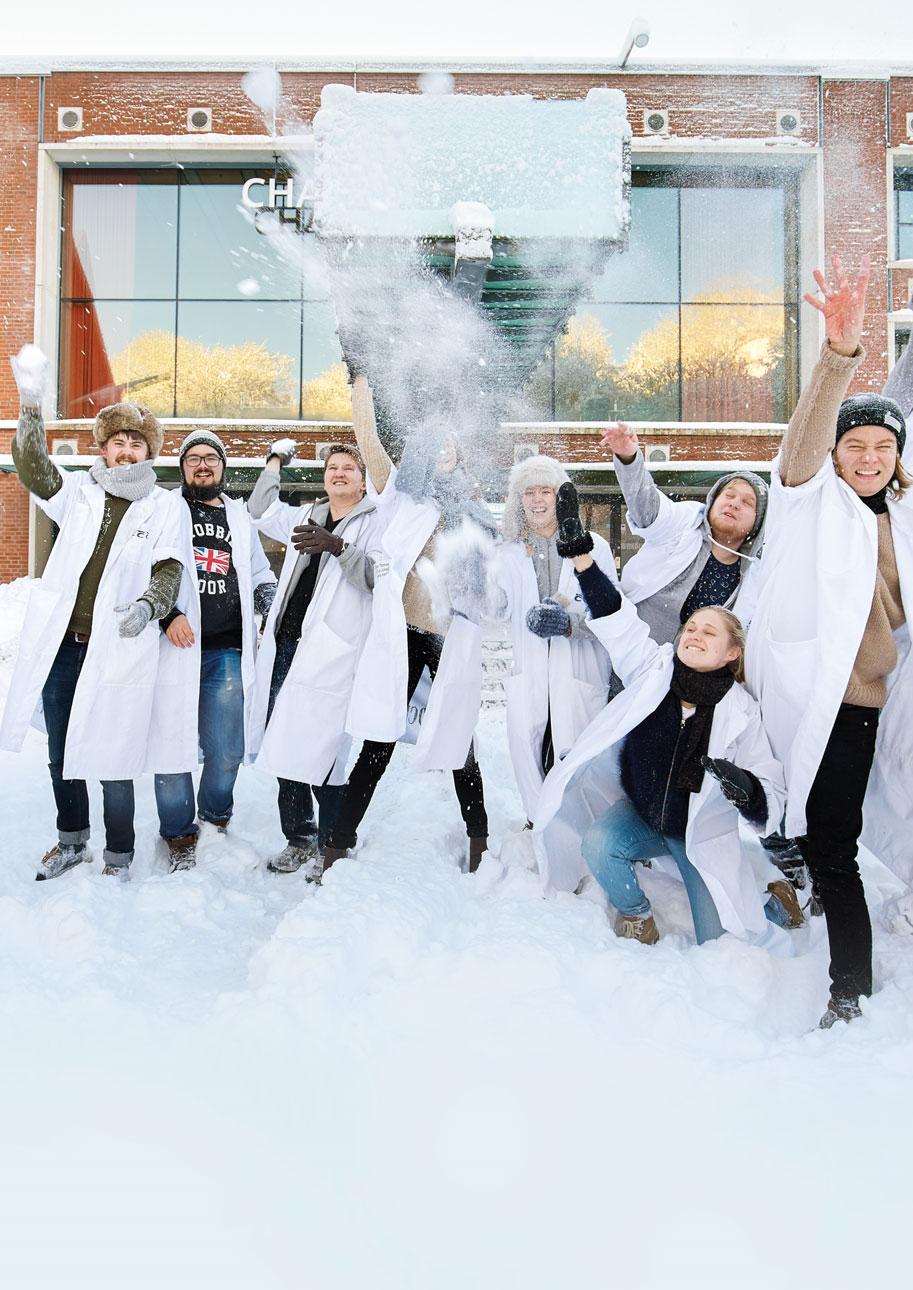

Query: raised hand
[
  {"left": 10, "top": 344, "right": 49, "bottom": 407},
  {"left": 267, "top": 438, "right": 298, "bottom": 469},
  {"left": 598, "top": 421, "right": 639, "bottom": 463},
  {"left": 803, "top": 254, "right": 870, "bottom": 357}
]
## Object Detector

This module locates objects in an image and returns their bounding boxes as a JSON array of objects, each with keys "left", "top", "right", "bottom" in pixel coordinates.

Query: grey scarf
[{"left": 89, "top": 457, "right": 157, "bottom": 501}]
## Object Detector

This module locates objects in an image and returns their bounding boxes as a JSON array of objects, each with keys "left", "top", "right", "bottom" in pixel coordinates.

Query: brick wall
[
  {"left": 0, "top": 65, "right": 906, "bottom": 581},
  {"left": 822, "top": 79, "right": 889, "bottom": 392},
  {"left": 0, "top": 77, "right": 39, "bottom": 417}
]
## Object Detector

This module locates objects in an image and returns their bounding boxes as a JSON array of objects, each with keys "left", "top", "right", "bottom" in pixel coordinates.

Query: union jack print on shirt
[{"left": 194, "top": 546, "right": 230, "bottom": 576}]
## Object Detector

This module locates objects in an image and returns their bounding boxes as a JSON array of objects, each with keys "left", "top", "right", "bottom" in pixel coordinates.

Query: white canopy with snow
[{"left": 312, "top": 84, "right": 630, "bottom": 241}]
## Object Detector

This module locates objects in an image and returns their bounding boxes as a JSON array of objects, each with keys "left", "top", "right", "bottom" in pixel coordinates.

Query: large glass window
[
  {"left": 59, "top": 168, "right": 349, "bottom": 420},
  {"left": 895, "top": 168, "right": 913, "bottom": 262},
  {"left": 525, "top": 166, "right": 801, "bottom": 423}
]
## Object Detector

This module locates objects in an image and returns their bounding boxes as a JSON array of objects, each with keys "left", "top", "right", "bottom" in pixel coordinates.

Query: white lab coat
[
  {"left": 620, "top": 485, "right": 763, "bottom": 628},
  {"left": 0, "top": 469, "right": 184, "bottom": 779},
  {"left": 346, "top": 481, "right": 439, "bottom": 743},
  {"left": 495, "top": 533, "right": 619, "bottom": 820},
  {"left": 745, "top": 455, "right": 913, "bottom": 881},
  {"left": 249, "top": 493, "right": 383, "bottom": 786},
  {"left": 533, "top": 596, "right": 786, "bottom": 939},
  {"left": 620, "top": 491, "right": 706, "bottom": 606},
  {"left": 150, "top": 492, "right": 276, "bottom": 773}
]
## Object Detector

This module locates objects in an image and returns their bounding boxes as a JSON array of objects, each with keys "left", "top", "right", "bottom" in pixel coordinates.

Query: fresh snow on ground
[{"left": 1, "top": 575, "right": 912, "bottom": 1288}]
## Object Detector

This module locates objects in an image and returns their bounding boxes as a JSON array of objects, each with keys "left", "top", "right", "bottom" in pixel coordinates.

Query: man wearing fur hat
[
  {"left": 0, "top": 346, "right": 184, "bottom": 881},
  {"left": 599, "top": 423, "right": 768, "bottom": 646},
  {"left": 151, "top": 430, "right": 277, "bottom": 871},
  {"left": 494, "top": 454, "right": 621, "bottom": 826}
]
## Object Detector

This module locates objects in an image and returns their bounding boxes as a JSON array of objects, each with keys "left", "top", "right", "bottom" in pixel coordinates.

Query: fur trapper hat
[
  {"left": 502, "top": 454, "right": 571, "bottom": 542},
  {"left": 93, "top": 402, "right": 163, "bottom": 462}
]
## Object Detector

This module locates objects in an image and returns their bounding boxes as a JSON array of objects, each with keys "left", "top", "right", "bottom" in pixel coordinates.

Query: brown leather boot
[
  {"left": 320, "top": 845, "right": 347, "bottom": 874},
  {"left": 468, "top": 836, "right": 488, "bottom": 873},
  {"left": 614, "top": 911, "right": 660, "bottom": 945},
  {"left": 766, "top": 879, "right": 805, "bottom": 929},
  {"left": 166, "top": 833, "right": 197, "bottom": 873}
]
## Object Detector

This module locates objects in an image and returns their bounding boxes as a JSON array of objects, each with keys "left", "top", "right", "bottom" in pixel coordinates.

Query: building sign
[{"left": 240, "top": 177, "right": 312, "bottom": 210}]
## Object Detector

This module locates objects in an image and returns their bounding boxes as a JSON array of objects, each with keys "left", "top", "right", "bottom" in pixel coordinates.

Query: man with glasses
[
  {"left": 0, "top": 346, "right": 184, "bottom": 881},
  {"left": 152, "top": 430, "right": 277, "bottom": 871}
]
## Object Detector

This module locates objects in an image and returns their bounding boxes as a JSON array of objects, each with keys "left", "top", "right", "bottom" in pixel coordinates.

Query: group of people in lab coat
[{"left": 4, "top": 253, "right": 913, "bottom": 1029}]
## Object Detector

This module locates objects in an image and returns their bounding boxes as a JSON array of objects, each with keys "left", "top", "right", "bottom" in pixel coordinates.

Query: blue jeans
[
  {"left": 155, "top": 648, "right": 246, "bottom": 839},
  {"left": 582, "top": 799, "right": 788, "bottom": 942},
  {"left": 268, "top": 634, "right": 343, "bottom": 848},
  {"left": 41, "top": 636, "right": 135, "bottom": 867}
]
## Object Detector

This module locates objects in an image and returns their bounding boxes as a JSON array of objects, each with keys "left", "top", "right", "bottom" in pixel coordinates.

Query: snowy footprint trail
[{"left": 2, "top": 582, "right": 913, "bottom": 1288}]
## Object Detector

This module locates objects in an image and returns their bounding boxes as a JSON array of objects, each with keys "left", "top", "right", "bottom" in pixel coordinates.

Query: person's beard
[{"left": 182, "top": 481, "right": 223, "bottom": 502}]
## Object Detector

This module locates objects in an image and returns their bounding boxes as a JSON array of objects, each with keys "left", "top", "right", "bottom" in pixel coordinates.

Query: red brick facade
[{"left": 1, "top": 63, "right": 911, "bottom": 580}]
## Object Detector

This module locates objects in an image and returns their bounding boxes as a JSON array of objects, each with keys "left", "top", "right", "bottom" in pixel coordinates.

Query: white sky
[{"left": 2, "top": 0, "right": 902, "bottom": 68}]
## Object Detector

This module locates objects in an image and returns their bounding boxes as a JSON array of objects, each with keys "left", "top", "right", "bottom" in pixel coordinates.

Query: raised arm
[
  {"left": 780, "top": 255, "right": 868, "bottom": 487},
  {"left": 351, "top": 375, "right": 392, "bottom": 495},
  {"left": 881, "top": 332, "right": 913, "bottom": 424},
  {"left": 599, "top": 423, "right": 661, "bottom": 529},
  {"left": 9, "top": 348, "right": 61, "bottom": 501}
]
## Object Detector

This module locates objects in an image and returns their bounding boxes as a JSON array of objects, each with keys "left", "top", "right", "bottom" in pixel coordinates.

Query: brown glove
[{"left": 291, "top": 518, "right": 344, "bottom": 556}]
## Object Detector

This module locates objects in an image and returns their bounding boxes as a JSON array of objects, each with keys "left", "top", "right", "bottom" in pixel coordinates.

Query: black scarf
[
  {"left": 669, "top": 656, "right": 735, "bottom": 793},
  {"left": 860, "top": 485, "right": 889, "bottom": 515}
]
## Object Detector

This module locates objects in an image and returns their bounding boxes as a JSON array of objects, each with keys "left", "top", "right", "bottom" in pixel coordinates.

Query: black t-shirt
[
  {"left": 162, "top": 498, "right": 242, "bottom": 651},
  {"left": 276, "top": 515, "right": 341, "bottom": 643}
]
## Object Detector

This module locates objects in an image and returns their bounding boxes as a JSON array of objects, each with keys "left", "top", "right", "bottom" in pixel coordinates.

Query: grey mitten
[
  {"left": 10, "top": 344, "right": 49, "bottom": 406},
  {"left": 115, "top": 600, "right": 153, "bottom": 638},
  {"left": 445, "top": 547, "right": 490, "bottom": 624},
  {"left": 526, "top": 598, "right": 571, "bottom": 638},
  {"left": 268, "top": 438, "right": 298, "bottom": 468}
]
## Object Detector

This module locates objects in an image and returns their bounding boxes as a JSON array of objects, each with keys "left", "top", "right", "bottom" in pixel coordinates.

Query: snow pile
[
  {"left": 313, "top": 85, "right": 630, "bottom": 240},
  {"left": 2, "top": 578, "right": 913, "bottom": 1286}
]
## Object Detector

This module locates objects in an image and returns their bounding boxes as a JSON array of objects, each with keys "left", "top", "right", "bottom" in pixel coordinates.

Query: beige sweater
[
  {"left": 780, "top": 342, "right": 906, "bottom": 708},
  {"left": 350, "top": 378, "right": 438, "bottom": 634}
]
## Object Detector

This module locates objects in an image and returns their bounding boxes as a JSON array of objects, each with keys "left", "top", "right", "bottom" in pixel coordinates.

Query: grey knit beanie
[{"left": 178, "top": 429, "right": 227, "bottom": 466}]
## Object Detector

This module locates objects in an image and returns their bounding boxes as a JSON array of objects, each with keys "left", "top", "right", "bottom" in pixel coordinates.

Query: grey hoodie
[{"left": 615, "top": 452, "right": 768, "bottom": 644}]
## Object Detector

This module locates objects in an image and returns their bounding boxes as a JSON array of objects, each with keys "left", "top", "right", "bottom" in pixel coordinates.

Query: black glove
[
  {"left": 526, "top": 598, "right": 571, "bottom": 638},
  {"left": 555, "top": 481, "right": 594, "bottom": 558},
  {"left": 701, "top": 756, "right": 767, "bottom": 827},
  {"left": 268, "top": 438, "right": 297, "bottom": 468},
  {"left": 292, "top": 519, "right": 345, "bottom": 557}
]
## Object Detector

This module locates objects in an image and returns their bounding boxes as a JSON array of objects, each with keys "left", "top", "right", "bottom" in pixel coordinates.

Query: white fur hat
[{"left": 502, "top": 454, "right": 570, "bottom": 542}]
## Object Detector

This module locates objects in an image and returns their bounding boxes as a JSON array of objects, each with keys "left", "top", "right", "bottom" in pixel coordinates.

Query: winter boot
[
  {"left": 319, "top": 845, "right": 347, "bottom": 875},
  {"left": 166, "top": 833, "right": 198, "bottom": 873},
  {"left": 268, "top": 840, "right": 317, "bottom": 874},
  {"left": 614, "top": 910, "right": 660, "bottom": 945},
  {"left": 207, "top": 817, "right": 230, "bottom": 834},
  {"left": 555, "top": 482, "right": 594, "bottom": 558},
  {"left": 766, "top": 879, "right": 805, "bottom": 930},
  {"left": 36, "top": 843, "right": 89, "bottom": 882},
  {"left": 468, "top": 835, "right": 488, "bottom": 873},
  {"left": 818, "top": 996, "right": 863, "bottom": 1029},
  {"left": 102, "top": 862, "right": 131, "bottom": 881}
]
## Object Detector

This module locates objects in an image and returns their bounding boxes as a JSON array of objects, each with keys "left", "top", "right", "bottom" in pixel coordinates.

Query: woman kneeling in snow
[{"left": 533, "top": 488, "right": 799, "bottom": 946}]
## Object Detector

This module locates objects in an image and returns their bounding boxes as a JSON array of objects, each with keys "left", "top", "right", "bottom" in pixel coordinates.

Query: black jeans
[
  {"left": 326, "top": 626, "right": 488, "bottom": 851},
  {"left": 41, "top": 637, "right": 135, "bottom": 859},
  {"left": 268, "top": 635, "right": 343, "bottom": 848},
  {"left": 798, "top": 703, "right": 880, "bottom": 1005}
]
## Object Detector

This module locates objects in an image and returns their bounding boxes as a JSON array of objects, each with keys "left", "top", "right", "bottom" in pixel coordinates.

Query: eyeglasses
[{"left": 184, "top": 453, "right": 222, "bottom": 468}]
